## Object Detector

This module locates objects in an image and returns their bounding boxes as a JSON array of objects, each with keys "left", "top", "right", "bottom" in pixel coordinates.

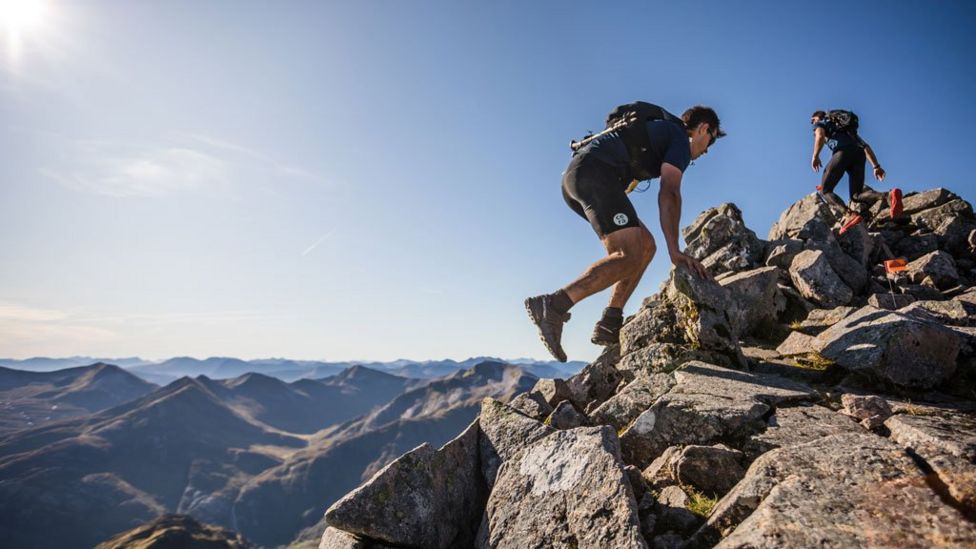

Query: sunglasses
[{"left": 708, "top": 130, "right": 718, "bottom": 147}]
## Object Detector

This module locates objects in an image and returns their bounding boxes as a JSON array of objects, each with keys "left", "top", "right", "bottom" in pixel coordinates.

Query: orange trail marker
[{"left": 884, "top": 258, "right": 907, "bottom": 274}]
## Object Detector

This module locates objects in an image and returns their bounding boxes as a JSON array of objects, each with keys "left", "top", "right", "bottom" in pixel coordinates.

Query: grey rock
[
  {"left": 743, "top": 403, "right": 861, "bottom": 458},
  {"left": 319, "top": 528, "right": 392, "bottom": 549},
  {"left": 641, "top": 445, "right": 683, "bottom": 491},
  {"left": 899, "top": 299, "right": 973, "bottom": 326},
  {"left": 675, "top": 444, "right": 746, "bottom": 495},
  {"left": 719, "top": 266, "right": 781, "bottom": 337},
  {"left": 324, "top": 420, "right": 485, "bottom": 549},
  {"left": 902, "top": 282, "right": 946, "bottom": 301},
  {"left": 696, "top": 432, "right": 976, "bottom": 548},
  {"left": 775, "top": 283, "right": 816, "bottom": 324},
  {"left": 652, "top": 533, "right": 686, "bottom": 549},
  {"left": 893, "top": 233, "right": 940, "bottom": 261},
  {"left": 867, "top": 292, "right": 916, "bottom": 310},
  {"left": 532, "top": 377, "right": 573, "bottom": 407},
  {"left": 589, "top": 372, "right": 675, "bottom": 431},
  {"left": 566, "top": 345, "right": 623, "bottom": 411},
  {"left": 767, "top": 193, "right": 836, "bottom": 241},
  {"left": 478, "top": 398, "right": 554, "bottom": 488},
  {"left": 817, "top": 306, "right": 960, "bottom": 388},
  {"left": 663, "top": 267, "right": 746, "bottom": 367},
  {"left": 901, "top": 188, "right": 957, "bottom": 215},
  {"left": 906, "top": 250, "right": 960, "bottom": 290},
  {"left": 670, "top": 361, "right": 817, "bottom": 406},
  {"left": 617, "top": 343, "right": 708, "bottom": 373},
  {"left": 764, "top": 238, "right": 804, "bottom": 269},
  {"left": 911, "top": 198, "right": 974, "bottom": 232},
  {"left": 789, "top": 249, "right": 853, "bottom": 308},
  {"left": 655, "top": 486, "right": 701, "bottom": 535},
  {"left": 545, "top": 400, "right": 587, "bottom": 430},
  {"left": 774, "top": 331, "right": 818, "bottom": 356},
  {"left": 507, "top": 391, "right": 552, "bottom": 420},
  {"left": 795, "top": 305, "right": 857, "bottom": 334},
  {"left": 625, "top": 464, "right": 650, "bottom": 502},
  {"left": 935, "top": 215, "right": 976, "bottom": 255},
  {"left": 798, "top": 219, "right": 869, "bottom": 293},
  {"left": 477, "top": 426, "right": 647, "bottom": 549},
  {"left": 885, "top": 413, "right": 976, "bottom": 509},
  {"left": 840, "top": 393, "right": 892, "bottom": 430},
  {"left": 700, "top": 238, "right": 766, "bottom": 276},
  {"left": 684, "top": 203, "right": 765, "bottom": 276}
]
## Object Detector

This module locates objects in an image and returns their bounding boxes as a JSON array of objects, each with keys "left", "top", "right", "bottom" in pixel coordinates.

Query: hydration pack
[
  {"left": 826, "top": 109, "right": 859, "bottom": 134},
  {"left": 571, "top": 101, "right": 685, "bottom": 181}
]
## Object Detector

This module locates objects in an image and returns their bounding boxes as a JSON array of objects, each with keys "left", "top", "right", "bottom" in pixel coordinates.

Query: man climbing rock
[
  {"left": 810, "top": 109, "right": 901, "bottom": 232},
  {"left": 525, "top": 104, "right": 724, "bottom": 362}
]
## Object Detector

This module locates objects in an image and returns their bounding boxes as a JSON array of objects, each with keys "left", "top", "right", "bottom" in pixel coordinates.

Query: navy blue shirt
[
  {"left": 582, "top": 119, "right": 691, "bottom": 179},
  {"left": 814, "top": 119, "right": 863, "bottom": 151}
]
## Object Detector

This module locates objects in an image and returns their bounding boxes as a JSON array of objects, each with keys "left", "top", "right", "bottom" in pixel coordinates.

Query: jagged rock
[
  {"left": 324, "top": 420, "right": 485, "bottom": 549},
  {"left": 911, "top": 198, "right": 974, "bottom": 232},
  {"left": 478, "top": 398, "right": 554, "bottom": 488},
  {"left": 867, "top": 292, "right": 915, "bottom": 310},
  {"left": 718, "top": 266, "right": 781, "bottom": 337},
  {"left": 683, "top": 203, "right": 765, "bottom": 275},
  {"left": 794, "top": 305, "right": 857, "bottom": 334},
  {"left": 903, "top": 282, "right": 946, "bottom": 301},
  {"left": 507, "top": 391, "right": 551, "bottom": 420},
  {"left": 902, "top": 188, "right": 956, "bottom": 215},
  {"left": 545, "top": 400, "right": 586, "bottom": 429},
  {"left": 319, "top": 528, "right": 395, "bottom": 549},
  {"left": 816, "top": 306, "right": 960, "bottom": 388},
  {"left": 616, "top": 343, "right": 706, "bottom": 373},
  {"left": 695, "top": 433, "right": 976, "bottom": 548},
  {"left": 567, "top": 345, "right": 623, "bottom": 411},
  {"left": 800, "top": 219, "right": 870, "bottom": 293},
  {"left": 625, "top": 464, "right": 650, "bottom": 501},
  {"left": 775, "top": 283, "right": 816, "bottom": 324},
  {"left": 774, "top": 331, "right": 818, "bottom": 356},
  {"left": 906, "top": 250, "right": 960, "bottom": 289},
  {"left": 532, "top": 378, "right": 573, "bottom": 407},
  {"left": 588, "top": 372, "right": 675, "bottom": 431},
  {"left": 641, "top": 445, "right": 683, "bottom": 491},
  {"left": 899, "top": 299, "right": 974, "bottom": 326},
  {"left": 935, "top": 215, "right": 976, "bottom": 256},
  {"left": 893, "top": 232, "right": 940, "bottom": 261},
  {"left": 742, "top": 403, "right": 861, "bottom": 458},
  {"left": 885, "top": 413, "right": 976, "bottom": 510},
  {"left": 477, "top": 426, "right": 647, "bottom": 549},
  {"left": 764, "top": 238, "right": 803, "bottom": 269},
  {"left": 674, "top": 444, "right": 745, "bottom": 495},
  {"left": 836, "top": 221, "right": 875, "bottom": 266},
  {"left": 840, "top": 393, "right": 892, "bottom": 430},
  {"left": 619, "top": 362, "right": 814, "bottom": 467},
  {"left": 767, "top": 193, "right": 835, "bottom": 241},
  {"left": 789, "top": 249, "right": 853, "bottom": 307},
  {"left": 655, "top": 485, "right": 701, "bottom": 536}
]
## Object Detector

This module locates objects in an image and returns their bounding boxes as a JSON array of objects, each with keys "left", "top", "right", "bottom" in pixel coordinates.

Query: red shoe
[
  {"left": 889, "top": 188, "right": 903, "bottom": 218},
  {"left": 839, "top": 214, "right": 863, "bottom": 235}
]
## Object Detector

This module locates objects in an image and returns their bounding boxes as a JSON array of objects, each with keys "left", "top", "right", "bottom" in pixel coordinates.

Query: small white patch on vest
[
  {"left": 613, "top": 213, "right": 629, "bottom": 226},
  {"left": 631, "top": 409, "right": 656, "bottom": 434}
]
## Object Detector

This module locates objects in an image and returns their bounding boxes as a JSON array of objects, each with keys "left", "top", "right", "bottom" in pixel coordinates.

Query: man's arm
[
  {"left": 811, "top": 127, "right": 826, "bottom": 172},
  {"left": 659, "top": 163, "right": 709, "bottom": 278},
  {"left": 862, "top": 142, "right": 886, "bottom": 181}
]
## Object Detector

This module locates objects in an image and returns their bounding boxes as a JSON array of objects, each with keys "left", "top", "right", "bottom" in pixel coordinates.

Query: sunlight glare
[{"left": 0, "top": 0, "right": 46, "bottom": 33}]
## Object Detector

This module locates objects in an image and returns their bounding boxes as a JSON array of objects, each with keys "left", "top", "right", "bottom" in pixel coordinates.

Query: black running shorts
[{"left": 561, "top": 152, "right": 641, "bottom": 238}]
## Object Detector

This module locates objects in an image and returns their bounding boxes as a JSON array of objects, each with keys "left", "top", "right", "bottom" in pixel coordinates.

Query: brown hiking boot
[
  {"left": 524, "top": 294, "right": 571, "bottom": 362},
  {"left": 591, "top": 314, "right": 623, "bottom": 346}
]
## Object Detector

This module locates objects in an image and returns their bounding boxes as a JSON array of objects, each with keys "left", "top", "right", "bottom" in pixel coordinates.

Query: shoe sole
[
  {"left": 590, "top": 325, "right": 619, "bottom": 346},
  {"left": 524, "top": 297, "right": 568, "bottom": 362}
]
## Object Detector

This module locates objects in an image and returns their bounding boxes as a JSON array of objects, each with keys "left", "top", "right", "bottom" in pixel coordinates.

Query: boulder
[
  {"left": 718, "top": 266, "right": 781, "bottom": 337},
  {"left": 319, "top": 528, "right": 396, "bottom": 549},
  {"left": 696, "top": 433, "right": 976, "bottom": 548},
  {"left": 775, "top": 283, "right": 816, "bottom": 324},
  {"left": 911, "top": 198, "right": 974, "bottom": 232},
  {"left": 641, "top": 446, "right": 684, "bottom": 491},
  {"left": 545, "top": 400, "right": 587, "bottom": 430},
  {"left": 816, "top": 306, "right": 961, "bottom": 388},
  {"left": 531, "top": 378, "right": 573, "bottom": 407},
  {"left": 906, "top": 250, "right": 960, "bottom": 290},
  {"left": 893, "top": 233, "right": 939, "bottom": 261},
  {"left": 324, "top": 420, "right": 485, "bottom": 549},
  {"left": 774, "top": 330, "right": 819, "bottom": 356},
  {"left": 867, "top": 292, "right": 915, "bottom": 310},
  {"left": 478, "top": 398, "right": 554, "bottom": 488},
  {"left": 764, "top": 238, "right": 804, "bottom": 269},
  {"left": 899, "top": 299, "right": 973, "bottom": 326},
  {"left": 794, "top": 306, "right": 857, "bottom": 334},
  {"left": 674, "top": 444, "right": 746, "bottom": 495},
  {"left": 935, "top": 215, "right": 976, "bottom": 256},
  {"left": 588, "top": 372, "right": 675, "bottom": 431},
  {"left": 566, "top": 345, "right": 623, "bottom": 411},
  {"left": 885, "top": 413, "right": 976, "bottom": 510},
  {"left": 654, "top": 485, "right": 701, "bottom": 536},
  {"left": 683, "top": 203, "right": 765, "bottom": 276},
  {"left": 901, "top": 188, "right": 957, "bottom": 215},
  {"left": 840, "top": 393, "right": 892, "bottom": 430},
  {"left": 507, "top": 391, "right": 551, "bottom": 420},
  {"left": 789, "top": 249, "right": 853, "bottom": 308},
  {"left": 742, "top": 403, "right": 861, "bottom": 458},
  {"left": 477, "top": 426, "right": 647, "bottom": 549},
  {"left": 768, "top": 193, "right": 835, "bottom": 241}
]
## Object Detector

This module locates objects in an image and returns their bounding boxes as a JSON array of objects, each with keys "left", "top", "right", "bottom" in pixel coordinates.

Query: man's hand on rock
[{"left": 670, "top": 251, "right": 711, "bottom": 279}]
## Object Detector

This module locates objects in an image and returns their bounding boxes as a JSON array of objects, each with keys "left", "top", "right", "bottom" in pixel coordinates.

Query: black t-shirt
[
  {"left": 582, "top": 120, "right": 691, "bottom": 179},
  {"left": 814, "top": 119, "right": 863, "bottom": 151}
]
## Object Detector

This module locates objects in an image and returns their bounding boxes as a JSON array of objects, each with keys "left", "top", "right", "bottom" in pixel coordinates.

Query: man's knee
[{"left": 641, "top": 230, "right": 656, "bottom": 265}]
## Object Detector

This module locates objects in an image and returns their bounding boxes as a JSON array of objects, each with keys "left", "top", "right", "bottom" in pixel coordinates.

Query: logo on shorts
[{"left": 613, "top": 213, "right": 629, "bottom": 226}]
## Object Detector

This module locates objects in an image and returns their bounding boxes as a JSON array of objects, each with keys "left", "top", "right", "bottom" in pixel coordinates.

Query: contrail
[{"left": 302, "top": 230, "right": 335, "bottom": 256}]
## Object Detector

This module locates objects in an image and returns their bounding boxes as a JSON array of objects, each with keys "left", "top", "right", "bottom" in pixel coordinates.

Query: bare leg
[
  {"left": 608, "top": 228, "right": 655, "bottom": 308},
  {"left": 562, "top": 226, "right": 650, "bottom": 305}
]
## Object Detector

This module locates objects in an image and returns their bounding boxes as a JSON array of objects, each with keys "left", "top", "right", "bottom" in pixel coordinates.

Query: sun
[{"left": 0, "top": 0, "right": 46, "bottom": 34}]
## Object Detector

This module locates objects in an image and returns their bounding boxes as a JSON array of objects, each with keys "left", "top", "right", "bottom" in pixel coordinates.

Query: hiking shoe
[
  {"left": 591, "top": 315, "right": 623, "bottom": 346},
  {"left": 524, "top": 294, "right": 571, "bottom": 362},
  {"left": 838, "top": 214, "right": 863, "bottom": 235},
  {"left": 890, "top": 188, "right": 904, "bottom": 218}
]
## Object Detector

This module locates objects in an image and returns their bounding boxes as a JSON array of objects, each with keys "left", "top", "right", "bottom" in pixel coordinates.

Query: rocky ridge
[{"left": 318, "top": 187, "right": 976, "bottom": 548}]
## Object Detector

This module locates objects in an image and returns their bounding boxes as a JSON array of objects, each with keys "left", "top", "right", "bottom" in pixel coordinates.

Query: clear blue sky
[{"left": 1, "top": 1, "right": 974, "bottom": 362}]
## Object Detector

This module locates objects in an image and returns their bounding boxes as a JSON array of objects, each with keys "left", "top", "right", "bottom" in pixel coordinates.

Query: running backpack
[
  {"left": 826, "top": 109, "right": 859, "bottom": 134},
  {"left": 571, "top": 101, "right": 685, "bottom": 181}
]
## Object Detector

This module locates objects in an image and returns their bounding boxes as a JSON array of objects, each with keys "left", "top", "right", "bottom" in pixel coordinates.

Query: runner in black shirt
[{"left": 524, "top": 106, "right": 724, "bottom": 361}]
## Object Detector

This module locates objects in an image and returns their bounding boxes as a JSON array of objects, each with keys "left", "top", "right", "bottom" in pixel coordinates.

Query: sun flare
[{"left": 0, "top": 0, "right": 46, "bottom": 33}]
